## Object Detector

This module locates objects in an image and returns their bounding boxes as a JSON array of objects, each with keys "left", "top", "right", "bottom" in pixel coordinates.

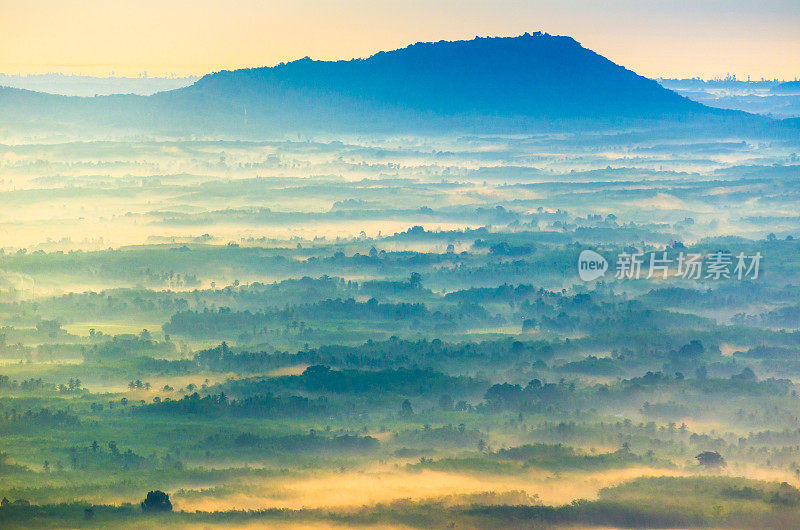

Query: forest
[{"left": 0, "top": 123, "right": 798, "bottom": 528}]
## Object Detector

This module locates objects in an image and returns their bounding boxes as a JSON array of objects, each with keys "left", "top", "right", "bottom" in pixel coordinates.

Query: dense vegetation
[{"left": 0, "top": 120, "right": 799, "bottom": 528}]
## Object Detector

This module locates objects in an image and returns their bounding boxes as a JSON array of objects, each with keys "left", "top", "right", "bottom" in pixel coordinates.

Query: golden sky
[{"left": 1, "top": 0, "right": 798, "bottom": 79}]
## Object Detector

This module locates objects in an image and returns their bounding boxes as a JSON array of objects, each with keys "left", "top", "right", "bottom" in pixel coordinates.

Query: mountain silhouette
[
  {"left": 0, "top": 33, "right": 768, "bottom": 134},
  {"left": 773, "top": 80, "right": 800, "bottom": 94}
]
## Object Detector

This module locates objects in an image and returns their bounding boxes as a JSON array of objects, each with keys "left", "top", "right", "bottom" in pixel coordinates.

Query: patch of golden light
[
  {"left": 162, "top": 522, "right": 411, "bottom": 530},
  {"left": 175, "top": 466, "right": 684, "bottom": 512},
  {"left": 719, "top": 343, "right": 748, "bottom": 357},
  {"left": 267, "top": 364, "right": 309, "bottom": 377},
  {"left": 62, "top": 321, "right": 164, "bottom": 337},
  {"left": 104, "top": 373, "right": 229, "bottom": 394},
  {"left": 726, "top": 463, "right": 800, "bottom": 487}
]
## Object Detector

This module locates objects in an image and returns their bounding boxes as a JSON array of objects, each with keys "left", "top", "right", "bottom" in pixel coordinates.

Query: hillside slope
[{"left": 0, "top": 33, "right": 763, "bottom": 135}]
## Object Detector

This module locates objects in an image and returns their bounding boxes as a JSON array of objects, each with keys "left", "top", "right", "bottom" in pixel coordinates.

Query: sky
[{"left": 1, "top": 0, "right": 799, "bottom": 80}]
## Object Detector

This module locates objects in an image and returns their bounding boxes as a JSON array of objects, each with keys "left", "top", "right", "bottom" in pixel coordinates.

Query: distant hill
[
  {"left": 0, "top": 73, "right": 198, "bottom": 97},
  {"left": 0, "top": 33, "right": 768, "bottom": 135},
  {"left": 773, "top": 80, "right": 800, "bottom": 94}
]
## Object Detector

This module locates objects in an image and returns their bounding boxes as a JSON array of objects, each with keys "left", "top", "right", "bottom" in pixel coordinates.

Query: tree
[
  {"left": 438, "top": 394, "right": 453, "bottom": 411},
  {"left": 677, "top": 340, "right": 704, "bottom": 358},
  {"left": 696, "top": 451, "right": 726, "bottom": 469},
  {"left": 140, "top": 490, "right": 172, "bottom": 513},
  {"left": 731, "top": 367, "right": 757, "bottom": 382},
  {"left": 400, "top": 399, "right": 414, "bottom": 417}
]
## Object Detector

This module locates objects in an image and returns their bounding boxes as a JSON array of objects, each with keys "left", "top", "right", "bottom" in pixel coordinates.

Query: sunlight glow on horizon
[{"left": 1, "top": 0, "right": 798, "bottom": 80}]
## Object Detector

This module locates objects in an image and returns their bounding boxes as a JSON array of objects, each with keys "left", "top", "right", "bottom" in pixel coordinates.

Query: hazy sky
[{"left": 1, "top": 0, "right": 798, "bottom": 79}]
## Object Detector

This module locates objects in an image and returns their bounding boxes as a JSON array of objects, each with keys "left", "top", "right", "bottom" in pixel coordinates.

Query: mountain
[
  {"left": 773, "top": 80, "right": 800, "bottom": 95},
  {"left": 0, "top": 73, "right": 198, "bottom": 97},
  {"left": 0, "top": 33, "right": 763, "bottom": 135}
]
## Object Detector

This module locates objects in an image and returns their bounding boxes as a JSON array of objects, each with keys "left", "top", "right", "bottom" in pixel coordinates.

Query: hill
[
  {"left": 0, "top": 33, "right": 764, "bottom": 135},
  {"left": 773, "top": 80, "right": 800, "bottom": 94}
]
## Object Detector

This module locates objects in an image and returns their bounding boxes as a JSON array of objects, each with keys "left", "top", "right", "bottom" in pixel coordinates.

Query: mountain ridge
[{"left": 0, "top": 33, "right": 776, "bottom": 134}]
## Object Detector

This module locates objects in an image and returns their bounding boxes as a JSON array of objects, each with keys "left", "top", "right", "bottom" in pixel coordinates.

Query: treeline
[
  {"left": 734, "top": 305, "right": 800, "bottom": 329},
  {"left": 192, "top": 337, "right": 557, "bottom": 373},
  {"left": 214, "top": 365, "right": 485, "bottom": 401},
  {"left": 481, "top": 371, "right": 794, "bottom": 414},
  {"left": 519, "top": 296, "right": 715, "bottom": 335},
  {"left": 164, "top": 298, "right": 430, "bottom": 338},
  {"left": 67, "top": 441, "right": 183, "bottom": 471},
  {"left": 194, "top": 342, "right": 328, "bottom": 372},
  {"left": 298, "top": 365, "right": 483, "bottom": 396},
  {"left": 84, "top": 333, "right": 175, "bottom": 362},
  {"left": 201, "top": 431, "right": 379, "bottom": 455},
  {"left": 0, "top": 407, "right": 79, "bottom": 432},
  {"left": 136, "top": 392, "right": 328, "bottom": 418},
  {"left": 0, "top": 376, "right": 49, "bottom": 394},
  {"left": 312, "top": 337, "right": 557, "bottom": 370},
  {"left": 492, "top": 442, "right": 658, "bottom": 471}
]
